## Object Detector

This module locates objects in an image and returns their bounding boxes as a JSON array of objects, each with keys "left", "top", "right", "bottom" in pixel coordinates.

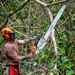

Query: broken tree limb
[
  {"left": 50, "top": 29, "right": 58, "bottom": 75},
  {"left": 51, "top": 29, "right": 58, "bottom": 54}
]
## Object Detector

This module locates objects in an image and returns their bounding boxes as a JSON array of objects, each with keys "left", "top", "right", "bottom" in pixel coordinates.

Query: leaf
[
  {"left": 40, "top": 55, "right": 47, "bottom": 62},
  {"left": 67, "top": 31, "right": 73, "bottom": 37},
  {"left": 62, "top": 63, "right": 67, "bottom": 69},
  {"left": 32, "top": 61, "right": 37, "bottom": 66},
  {"left": 49, "top": 62, "right": 54, "bottom": 68},
  {"left": 63, "top": 58, "right": 69, "bottom": 63},
  {"left": 40, "top": 21, "right": 49, "bottom": 29},
  {"left": 66, "top": 70, "right": 74, "bottom": 75}
]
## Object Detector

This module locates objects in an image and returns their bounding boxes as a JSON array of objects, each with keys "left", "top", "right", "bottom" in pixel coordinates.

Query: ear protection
[
  {"left": 2, "top": 30, "right": 10, "bottom": 40},
  {"left": 4, "top": 33, "right": 10, "bottom": 40}
]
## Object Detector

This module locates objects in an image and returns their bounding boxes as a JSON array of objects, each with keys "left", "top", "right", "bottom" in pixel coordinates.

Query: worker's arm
[
  {"left": 11, "top": 52, "right": 34, "bottom": 62},
  {"left": 17, "top": 36, "right": 37, "bottom": 44},
  {"left": 19, "top": 52, "right": 34, "bottom": 61},
  {"left": 5, "top": 45, "right": 34, "bottom": 62},
  {"left": 6, "top": 49, "right": 34, "bottom": 62}
]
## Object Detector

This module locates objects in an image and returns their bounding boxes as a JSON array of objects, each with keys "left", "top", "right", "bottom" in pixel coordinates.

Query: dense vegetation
[{"left": 0, "top": 0, "right": 75, "bottom": 75}]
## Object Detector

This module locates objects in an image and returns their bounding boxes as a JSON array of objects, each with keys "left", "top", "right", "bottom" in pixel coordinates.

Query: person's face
[{"left": 9, "top": 32, "right": 15, "bottom": 41}]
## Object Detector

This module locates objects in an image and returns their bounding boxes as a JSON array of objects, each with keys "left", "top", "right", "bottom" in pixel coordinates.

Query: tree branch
[
  {"left": 35, "top": 0, "right": 53, "bottom": 23},
  {"left": 0, "top": 0, "right": 30, "bottom": 30},
  {"left": 46, "top": 7, "right": 53, "bottom": 23},
  {"left": 27, "top": 67, "right": 50, "bottom": 75},
  {"left": 27, "top": 69, "right": 44, "bottom": 75},
  {"left": 47, "top": 0, "right": 67, "bottom": 7},
  {"left": 51, "top": 29, "right": 58, "bottom": 74},
  {"left": 34, "top": 0, "right": 47, "bottom": 7},
  {"left": 51, "top": 29, "right": 58, "bottom": 54}
]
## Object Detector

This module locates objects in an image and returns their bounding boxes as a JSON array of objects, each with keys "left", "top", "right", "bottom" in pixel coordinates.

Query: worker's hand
[
  {"left": 28, "top": 36, "right": 37, "bottom": 42},
  {"left": 20, "top": 53, "right": 34, "bottom": 61},
  {"left": 32, "top": 36, "right": 37, "bottom": 40},
  {"left": 26, "top": 52, "right": 34, "bottom": 58}
]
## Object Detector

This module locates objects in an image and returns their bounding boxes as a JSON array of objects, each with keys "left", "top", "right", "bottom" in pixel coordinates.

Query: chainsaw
[
  {"left": 29, "top": 5, "right": 66, "bottom": 53},
  {"left": 29, "top": 36, "right": 40, "bottom": 53}
]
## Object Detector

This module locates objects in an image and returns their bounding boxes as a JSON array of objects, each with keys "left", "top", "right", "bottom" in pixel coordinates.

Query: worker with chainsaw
[{"left": 1, "top": 27, "right": 37, "bottom": 75}]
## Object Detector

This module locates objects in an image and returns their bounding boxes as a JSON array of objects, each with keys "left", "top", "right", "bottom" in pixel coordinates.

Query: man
[{"left": 1, "top": 27, "right": 37, "bottom": 75}]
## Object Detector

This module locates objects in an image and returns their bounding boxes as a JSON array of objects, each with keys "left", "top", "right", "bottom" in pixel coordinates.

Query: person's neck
[{"left": 7, "top": 39, "right": 14, "bottom": 43}]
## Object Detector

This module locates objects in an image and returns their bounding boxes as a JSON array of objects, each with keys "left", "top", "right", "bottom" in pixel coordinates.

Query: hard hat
[{"left": 1, "top": 27, "right": 13, "bottom": 40}]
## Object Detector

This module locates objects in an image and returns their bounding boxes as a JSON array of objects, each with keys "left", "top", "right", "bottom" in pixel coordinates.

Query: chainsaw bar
[{"left": 37, "top": 5, "right": 66, "bottom": 51}]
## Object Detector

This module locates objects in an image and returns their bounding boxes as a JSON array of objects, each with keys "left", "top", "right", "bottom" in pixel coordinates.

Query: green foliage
[
  {"left": 0, "top": 31, "right": 5, "bottom": 44},
  {"left": 0, "top": 0, "right": 75, "bottom": 75},
  {"left": 66, "top": 70, "right": 74, "bottom": 75},
  {"left": 53, "top": 70, "right": 59, "bottom": 75},
  {"left": 40, "top": 21, "right": 49, "bottom": 30},
  {"left": 44, "top": 0, "right": 55, "bottom": 3}
]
